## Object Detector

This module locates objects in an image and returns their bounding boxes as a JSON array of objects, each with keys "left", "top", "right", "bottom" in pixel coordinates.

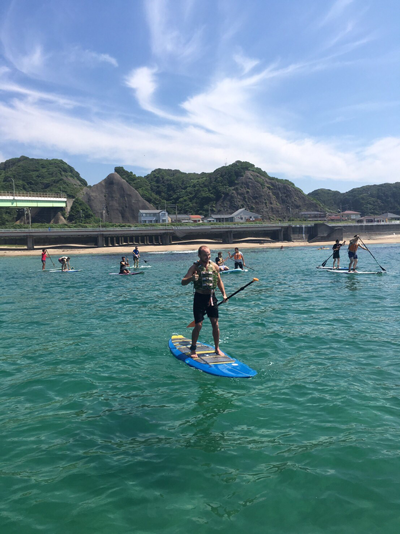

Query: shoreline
[{"left": 1, "top": 234, "right": 399, "bottom": 257}]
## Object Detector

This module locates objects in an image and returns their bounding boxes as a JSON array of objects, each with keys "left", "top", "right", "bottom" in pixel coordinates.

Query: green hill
[
  {"left": 308, "top": 183, "right": 400, "bottom": 216},
  {"left": 0, "top": 156, "right": 91, "bottom": 225},
  {"left": 115, "top": 161, "right": 321, "bottom": 219}
]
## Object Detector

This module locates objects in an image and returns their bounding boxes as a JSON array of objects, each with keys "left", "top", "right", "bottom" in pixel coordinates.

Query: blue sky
[{"left": 0, "top": 0, "right": 399, "bottom": 193}]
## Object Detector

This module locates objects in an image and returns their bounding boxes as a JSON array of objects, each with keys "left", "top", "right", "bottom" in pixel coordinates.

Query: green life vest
[{"left": 193, "top": 262, "right": 219, "bottom": 291}]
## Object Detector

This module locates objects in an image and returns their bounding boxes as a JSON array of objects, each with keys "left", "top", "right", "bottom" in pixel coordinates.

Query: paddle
[
  {"left": 320, "top": 252, "right": 333, "bottom": 268},
  {"left": 187, "top": 278, "right": 259, "bottom": 328},
  {"left": 359, "top": 238, "right": 386, "bottom": 272},
  {"left": 46, "top": 251, "right": 56, "bottom": 267}
]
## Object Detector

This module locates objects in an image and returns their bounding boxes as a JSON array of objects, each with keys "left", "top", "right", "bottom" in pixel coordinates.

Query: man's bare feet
[
  {"left": 215, "top": 348, "right": 224, "bottom": 356},
  {"left": 190, "top": 351, "right": 198, "bottom": 358}
]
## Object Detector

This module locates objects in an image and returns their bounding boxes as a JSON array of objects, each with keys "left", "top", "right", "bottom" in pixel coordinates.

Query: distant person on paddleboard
[
  {"left": 58, "top": 256, "right": 71, "bottom": 271},
  {"left": 132, "top": 246, "right": 140, "bottom": 268},
  {"left": 215, "top": 251, "right": 229, "bottom": 271},
  {"left": 229, "top": 248, "right": 245, "bottom": 270},
  {"left": 332, "top": 239, "right": 346, "bottom": 269},
  {"left": 182, "top": 246, "right": 228, "bottom": 357},
  {"left": 41, "top": 249, "right": 48, "bottom": 271},
  {"left": 119, "top": 256, "right": 130, "bottom": 274},
  {"left": 348, "top": 235, "right": 367, "bottom": 272}
]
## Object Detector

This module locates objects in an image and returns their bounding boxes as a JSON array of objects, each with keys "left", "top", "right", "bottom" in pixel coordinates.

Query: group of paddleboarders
[
  {"left": 40, "top": 246, "right": 142, "bottom": 274},
  {"left": 331, "top": 235, "right": 367, "bottom": 271},
  {"left": 214, "top": 248, "right": 246, "bottom": 271}
]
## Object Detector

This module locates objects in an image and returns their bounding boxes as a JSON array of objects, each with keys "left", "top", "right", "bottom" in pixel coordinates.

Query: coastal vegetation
[
  {"left": 1, "top": 156, "right": 399, "bottom": 227},
  {"left": 308, "top": 183, "right": 400, "bottom": 215}
]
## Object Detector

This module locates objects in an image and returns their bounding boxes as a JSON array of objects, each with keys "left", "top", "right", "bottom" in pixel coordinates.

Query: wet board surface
[
  {"left": 317, "top": 266, "right": 348, "bottom": 271},
  {"left": 169, "top": 335, "right": 257, "bottom": 378},
  {"left": 326, "top": 269, "right": 385, "bottom": 275},
  {"left": 220, "top": 268, "right": 249, "bottom": 274},
  {"left": 49, "top": 269, "right": 82, "bottom": 273},
  {"left": 109, "top": 271, "right": 145, "bottom": 276}
]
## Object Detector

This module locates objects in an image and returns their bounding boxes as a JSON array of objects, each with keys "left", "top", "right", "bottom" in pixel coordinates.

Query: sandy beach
[{"left": 1, "top": 234, "right": 399, "bottom": 257}]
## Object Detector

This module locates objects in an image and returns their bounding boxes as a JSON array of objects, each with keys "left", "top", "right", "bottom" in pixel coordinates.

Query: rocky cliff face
[
  {"left": 214, "top": 170, "right": 321, "bottom": 218},
  {"left": 81, "top": 172, "right": 154, "bottom": 223}
]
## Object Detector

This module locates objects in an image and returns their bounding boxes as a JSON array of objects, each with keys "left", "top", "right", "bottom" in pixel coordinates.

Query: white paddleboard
[{"left": 327, "top": 269, "right": 385, "bottom": 275}]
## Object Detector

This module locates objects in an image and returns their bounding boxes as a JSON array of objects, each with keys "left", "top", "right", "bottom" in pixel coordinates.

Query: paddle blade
[{"left": 187, "top": 320, "right": 196, "bottom": 328}]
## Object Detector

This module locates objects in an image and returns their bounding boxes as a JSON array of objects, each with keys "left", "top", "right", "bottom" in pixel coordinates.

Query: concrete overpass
[
  {"left": 2, "top": 222, "right": 398, "bottom": 250},
  {"left": 0, "top": 223, "right": 293, "bottom": 249}
]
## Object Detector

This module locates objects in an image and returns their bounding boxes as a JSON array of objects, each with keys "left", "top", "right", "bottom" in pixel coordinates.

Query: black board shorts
[{"left": 193, "top": 292, "right": 218, "bottom": 324}]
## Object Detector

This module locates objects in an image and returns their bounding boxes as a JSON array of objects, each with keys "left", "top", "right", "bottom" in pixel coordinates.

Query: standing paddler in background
[
  {"left": 182, "top": 246, "right": 228, "bottom": 357},
  {"left": 41, "top": 249, "right": 48, "bottom": 271},
  {"left": 215, "top": 251, "right": 229, "bottom": 271},
  {"left": 229, "top": 247, "right": 246, "bottom": 270},
  {"left": 348, "top": 235, "right": 367, "bottom": 272},
  {"left": 132, "top": 246, "right": 140, "bottom": 268},
  {"left": 332, "top": 239, "right": 346, "bottom": 269}
]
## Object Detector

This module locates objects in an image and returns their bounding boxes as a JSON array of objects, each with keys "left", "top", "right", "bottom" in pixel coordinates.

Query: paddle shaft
[
  {"left": 46, "top": 251, "right": 56, "bottom": 267},
  {"left": 216, "top": 279, "right": 257, "bottom": 306},
  {"left": 187, "top": 278, "right": 258, "bottom": 327},
  {"left": 321, "top": 252, "right": 333, "bottom": 267},
  {"left": 359, "top": 238, "right": 386, "bottom": 271}
]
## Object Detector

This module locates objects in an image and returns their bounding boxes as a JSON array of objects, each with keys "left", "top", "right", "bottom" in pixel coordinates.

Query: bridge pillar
[
  {"left": 27, "top": 235, "right": 34, "bottom": 249},
  {"left": 97, "top": 234, "right": 104, "bottom": 247},
  {"left": 222, "top": 231, "right": 233, "bottom": 244},
  {"left": 161, "top": 234, "right": 171, "bottom": 245},
  {"left": 284, "top": 225, "right": 293, "bottom": 241}
]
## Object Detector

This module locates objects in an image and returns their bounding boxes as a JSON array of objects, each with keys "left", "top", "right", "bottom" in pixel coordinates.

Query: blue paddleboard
[
  {"left": 220, "top": 268, "right": 249, "bottom": 274},
  {"left": 109, "top": 271, "right": 145, "bottom": 276},
  {"left": 169, "top": 335, "right": 257, "bottom": 378}
]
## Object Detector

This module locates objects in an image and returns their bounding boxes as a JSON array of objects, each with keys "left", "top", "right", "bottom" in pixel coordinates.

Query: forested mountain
[
  {"left": 115, "top": 161, "right": 321, "bottom": 219},
  {"left": 2, "top": 155, "right": 398, "bottom": 225},
  {"left": 0, "top": 156, "right": 91, "bottom": 225},
  {"left": 308, "top": 183, "right": 400, "bottom": 216},
  {"left": 0, "top": 156, "right": 87, "bottom": 197}
]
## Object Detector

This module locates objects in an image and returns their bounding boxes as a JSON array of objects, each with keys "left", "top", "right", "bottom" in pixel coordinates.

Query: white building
[
  {"left": 138, "top": 210, "right": 168, "bottom": 224},
  {"left": 211, "top": 208, "right": 261, "bottom": 223}
]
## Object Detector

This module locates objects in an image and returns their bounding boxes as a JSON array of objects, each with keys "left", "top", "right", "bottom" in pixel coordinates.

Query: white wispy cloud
[
  {"left": 233, "top": 51, "right": 260, "bottom": 75},
  {"left": 319, "top": 0, "right": 355, "bottom": 28},
  {"left": 9, "top": 44, "right": 49, "bottom": 78},
  {"left": 144, "top": 0, "right": 204, "bottom": 63},
  {"left": 125, "top": 67, "right": 157, "bottom": 111},
  {"left": 67, "top": 47, "right": 118, "bottom": 68},
  {"left": 1, "top": 79, "right": 399, "bottom": 187}
]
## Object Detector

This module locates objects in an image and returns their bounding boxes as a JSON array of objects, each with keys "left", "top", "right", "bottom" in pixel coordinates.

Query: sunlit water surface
[{"left": 1, "top": 245, "right": 399, "bottom": 533}]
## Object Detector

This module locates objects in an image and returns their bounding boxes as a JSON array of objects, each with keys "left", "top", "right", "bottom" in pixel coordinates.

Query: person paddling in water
[
  {"left": 41, "top": 249, "right": 48, "bottom": 270},
  {"left": 132, "top": 246, "right": 140, "bottom": 268},
  {"left": 182, "top": 246, "right": 228, "bottom": 357},
  {"left": 332, "top": 239, "right": 346, "bottom": 269},
  {"left": 348, "top": 235, "right": 367, "bottom": 272},
  {"left": 215, "top": 251, "right": 229, "bottom": 271},
  {"left": 119, "top": 256, "right": 130, "bottom": 274},
  {"left": 229, "top": 247, "right": 245, "bottom": 270},
  {"left": 58, "top": 256, "right": 71, "bottom": 271}
]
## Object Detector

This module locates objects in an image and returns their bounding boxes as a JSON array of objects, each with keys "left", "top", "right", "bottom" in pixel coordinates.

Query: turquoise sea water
[{"left": 1, "top": 245, "right": 399, "bottom": 533}]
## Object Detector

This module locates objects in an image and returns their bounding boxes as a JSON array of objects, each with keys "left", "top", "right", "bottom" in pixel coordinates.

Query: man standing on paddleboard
[
  {"left": 182, "top": 246, "right": 228, "bottom": 357},
  {"left": 229, "top": 248, "right": 245, "bottom": 270},
  {"left": 348, "top": 235, "right": 367, "bottom": 272}
]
